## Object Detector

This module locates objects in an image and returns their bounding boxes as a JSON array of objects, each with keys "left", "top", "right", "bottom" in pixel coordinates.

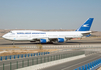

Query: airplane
[{"left": 2, "top": 18, "right": 94, "bottom": 43}]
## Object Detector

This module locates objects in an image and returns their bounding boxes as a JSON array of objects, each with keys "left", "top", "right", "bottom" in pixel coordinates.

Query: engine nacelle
[
  {"left": 40, "top": 38, "right": 50, "bottom": 43},
  {"left": 58, "top": 38, "right": 66, "bottom": 43}
]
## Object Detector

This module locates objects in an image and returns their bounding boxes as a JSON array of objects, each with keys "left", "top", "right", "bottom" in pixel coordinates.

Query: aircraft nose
[{"left": 2, "top": 35, "right": 5, "bottom": 39}]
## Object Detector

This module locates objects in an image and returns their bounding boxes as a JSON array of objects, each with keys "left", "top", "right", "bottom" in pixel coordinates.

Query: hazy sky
[{"left": 0, "top": 0, "right": 101, "bottom": 31}]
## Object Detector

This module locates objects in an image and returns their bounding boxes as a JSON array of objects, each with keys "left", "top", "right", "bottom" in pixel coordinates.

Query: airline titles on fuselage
[{"left": 17, "top": 32, "right": 46, "bottom": 34}]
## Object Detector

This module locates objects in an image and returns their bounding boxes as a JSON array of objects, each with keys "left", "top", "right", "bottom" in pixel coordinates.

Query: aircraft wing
[
  {"left": 32, "top": 36, "right": 72, "bottom": 41},
  {"left": 48, "top": 37, "right": 72, "bottom": 41}
]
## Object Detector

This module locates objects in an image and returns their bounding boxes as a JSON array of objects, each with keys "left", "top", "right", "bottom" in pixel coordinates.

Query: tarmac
[
  {"left": 0, "top": 37, "right": 101, "bottom": 70},
  {"left": 0, "top": 37, "right": 101, "bottom": 47}
]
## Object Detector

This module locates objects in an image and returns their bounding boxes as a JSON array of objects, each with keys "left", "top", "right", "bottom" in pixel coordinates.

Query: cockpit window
[
  {"left": 8, "top": 31, "right": 12, "bottom": 33},
  {"left": 8, "top": 31, "right": 15, "bottom": 34}
]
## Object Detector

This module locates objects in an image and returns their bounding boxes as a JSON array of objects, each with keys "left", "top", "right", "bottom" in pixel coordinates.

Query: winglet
[{"left": 76, "top": 18, "right": 94, "bottom": 31}]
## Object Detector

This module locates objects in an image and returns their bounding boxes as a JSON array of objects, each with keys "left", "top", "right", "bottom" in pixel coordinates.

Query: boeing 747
[{"left": 2, "top": 18, "right": 94, "bottom": 43}]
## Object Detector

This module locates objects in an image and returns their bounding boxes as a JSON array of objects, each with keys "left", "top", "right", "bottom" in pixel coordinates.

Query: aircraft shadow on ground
[{"left": 1, "top": 41, "right": 101, "bottom": 45}]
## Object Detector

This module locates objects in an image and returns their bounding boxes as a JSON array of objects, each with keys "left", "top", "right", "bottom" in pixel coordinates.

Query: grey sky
[{"left": 0, "top": 0, "right": 101, "bottom": 31}]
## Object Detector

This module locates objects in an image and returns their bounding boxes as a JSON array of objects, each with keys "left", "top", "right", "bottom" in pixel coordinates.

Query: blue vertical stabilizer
[{"left": 76, "top": 18, "right": 94, "bottom": 31}]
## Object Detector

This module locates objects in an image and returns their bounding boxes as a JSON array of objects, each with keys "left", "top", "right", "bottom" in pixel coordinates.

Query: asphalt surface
[
  {"left": 0, "top": 37, "right": 101, "bottom": 47},
  {"left": 41, "top": 53, "right": 101, "bottom": 70},
  {"left": 0, "top": 38, "right": 101, "bottom": 70}
]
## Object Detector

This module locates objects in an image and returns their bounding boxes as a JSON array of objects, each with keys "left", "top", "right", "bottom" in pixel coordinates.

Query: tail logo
[
  {"left": 76, "top": 18, "right": 94, "bottom": 31},
  {"left": 82, "top": 24, "right": 89, "bottom": 27}
]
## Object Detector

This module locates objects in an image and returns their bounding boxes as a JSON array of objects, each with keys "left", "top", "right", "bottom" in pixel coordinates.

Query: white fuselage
[{"left": 2, "top": 30, "right": 84, "bottom": 41}]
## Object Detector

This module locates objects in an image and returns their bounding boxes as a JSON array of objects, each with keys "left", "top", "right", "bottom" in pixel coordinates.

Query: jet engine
[
  {"left": 40, "top": 38, "right": 50, "bottom": 43},
  {"left": 57, "top": 38, "right": 66, "bottom": 43}
]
